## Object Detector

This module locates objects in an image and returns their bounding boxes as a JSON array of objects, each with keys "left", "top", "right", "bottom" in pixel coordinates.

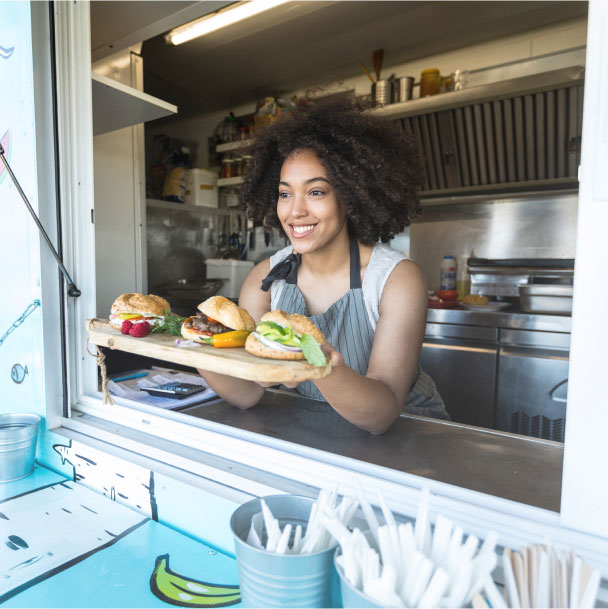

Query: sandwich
[
  {"left": 109, "top": 293, "right": 171, "bottom": 329},
  {"left": 245, "top": 310, "right": 327, "bottom": 366},
  {"left": 181, "top": 295, "right": 255, "bottom": 342}
]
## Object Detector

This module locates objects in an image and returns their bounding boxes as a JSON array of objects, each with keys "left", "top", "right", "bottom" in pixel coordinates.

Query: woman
[{"left": 199, "top": 95, "right": 447, "bottom": 433}]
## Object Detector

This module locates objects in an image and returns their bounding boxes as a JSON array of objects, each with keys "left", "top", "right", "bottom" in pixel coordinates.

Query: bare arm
[
  {"left": 313, "top": 260, "right": 428, "bottom": 433},
  {"left": 196, "top": 259, "right": 272, "bottom": 408}
]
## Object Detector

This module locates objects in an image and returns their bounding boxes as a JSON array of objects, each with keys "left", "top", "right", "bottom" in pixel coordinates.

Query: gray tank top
[{"left": 264, "top": 233, "right": 448, "bottom": 419}]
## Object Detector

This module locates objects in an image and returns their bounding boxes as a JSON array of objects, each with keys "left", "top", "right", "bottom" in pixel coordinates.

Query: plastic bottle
[
  {"left": 457, "top": 252, "right": 471, "bottom": 299},
  {"left": 439, "top": 255, "right": 457, "bottom": 290}
]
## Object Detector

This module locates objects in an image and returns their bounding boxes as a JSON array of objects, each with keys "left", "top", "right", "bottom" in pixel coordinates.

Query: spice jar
[
  {"left": 233, "top": 156, "right": 243, "bottom": 177},
  {"left": 220, "top": 158, "right": 234, "bottom": 179},
  {"left": 419, "top": 68, "right": 441, "bottom": 97},
  {"left": 239, "top": 126, "right": 248, "bottom": 141},
  {"left": 241, "top": 154, "right": 253, "bottom": 175}
]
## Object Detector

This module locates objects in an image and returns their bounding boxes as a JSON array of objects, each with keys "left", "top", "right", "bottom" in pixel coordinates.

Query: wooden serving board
[{"left": 86, "top": 319, "right": 331, "bottom": 383}]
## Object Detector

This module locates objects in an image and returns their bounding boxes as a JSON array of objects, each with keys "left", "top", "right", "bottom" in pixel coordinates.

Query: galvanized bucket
[
  {"left": 0, "top": 413, "right": 40, "bottom": 482},
  {"left": 230, "top": 494, "right": 340, "bottom": 608},
  {"left": 334, "top": 544, "right": 384, "bottom": 608}
]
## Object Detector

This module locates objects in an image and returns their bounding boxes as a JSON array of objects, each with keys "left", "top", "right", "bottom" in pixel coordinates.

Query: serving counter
[{"left": 181, "top": 389, "right": 563, "bottom": 513}]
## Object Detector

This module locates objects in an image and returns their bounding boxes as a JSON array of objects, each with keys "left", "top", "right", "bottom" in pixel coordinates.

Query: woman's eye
[
  {"left": 309, "top": 189, "right": 325, "bottom": 197},
  {"left": 278, "top": 191, "right": 291, "bottom": 199}
]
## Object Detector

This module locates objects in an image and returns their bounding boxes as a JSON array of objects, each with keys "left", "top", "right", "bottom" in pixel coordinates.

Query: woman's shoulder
[{"left": 270, "top": 245, "right": 293, "bottom": 267}]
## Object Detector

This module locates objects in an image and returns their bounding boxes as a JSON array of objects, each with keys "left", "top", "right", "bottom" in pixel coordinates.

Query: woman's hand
[{"left": 321, "top": 342, "right": 344, "bottom": 369}]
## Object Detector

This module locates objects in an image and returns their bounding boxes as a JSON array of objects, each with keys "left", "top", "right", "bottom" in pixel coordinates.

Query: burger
[
  {"left": 181, "top": 295, "right": 255, "bottom": 341},
  {"left": 109, "top": 293, "right": 171, "bottom": 329},
  {"left": 245, "top": 310, "right": 327, "bottom": 366}
]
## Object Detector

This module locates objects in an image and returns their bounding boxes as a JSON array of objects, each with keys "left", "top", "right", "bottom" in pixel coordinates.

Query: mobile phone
[{"left": 140, "top": 382, "right": 205, "bottom": 399}]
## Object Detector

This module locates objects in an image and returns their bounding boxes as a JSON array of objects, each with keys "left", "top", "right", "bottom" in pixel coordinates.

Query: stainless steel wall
[{"left": 407, "top": 192, "right": 578, "bottom": 290}]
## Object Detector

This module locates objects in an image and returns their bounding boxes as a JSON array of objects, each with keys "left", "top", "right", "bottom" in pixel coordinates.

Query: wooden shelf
[
  {"left": 216, "top": 140, "right": 254, "bottom": 153},
  {"left": 92, "top": 73, "right": 177, "bottom": 136},
  {"left": 146, "top": 199, "right": 232, "bottom": 215},
  {"left": 217, "top": 176, "right": 244, "bottom": 187}
]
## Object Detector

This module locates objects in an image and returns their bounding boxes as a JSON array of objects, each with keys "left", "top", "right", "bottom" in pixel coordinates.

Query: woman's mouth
[{"left": 289, "top": 224, "right": 316, "bottom": 238}]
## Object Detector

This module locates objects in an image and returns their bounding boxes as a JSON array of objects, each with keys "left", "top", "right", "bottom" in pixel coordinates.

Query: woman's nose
[{"left": 290, "top": 191, "right": 308, "bottom": 217}]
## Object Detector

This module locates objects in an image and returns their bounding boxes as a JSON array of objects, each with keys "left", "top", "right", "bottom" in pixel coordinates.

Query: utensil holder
[
  {"left": 371, "top": 80, "right": 389, "bottom": 107},
  {"left": 0, "top": 413, "right": 40, "bottom": 482},
  {"left": 230, "top": 494, "right": 340, "bottom": 608}
]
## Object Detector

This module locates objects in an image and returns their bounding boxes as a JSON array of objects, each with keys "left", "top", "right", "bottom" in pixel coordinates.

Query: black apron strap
[
  {"left": 349, "top": 230, "right": 362, "bottom": 289},
  {"left": 260, "top": 252, "right": 301, "bottom": 292}
]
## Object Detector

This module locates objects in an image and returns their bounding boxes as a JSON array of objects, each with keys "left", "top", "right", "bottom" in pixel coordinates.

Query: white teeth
[{"left": 293, "top": 225, "right": 314, "bottom": 234}]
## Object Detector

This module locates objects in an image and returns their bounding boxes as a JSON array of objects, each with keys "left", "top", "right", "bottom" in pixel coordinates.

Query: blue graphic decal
[{"left": 0, "top": 45, "right": 15, "bottom": 59}]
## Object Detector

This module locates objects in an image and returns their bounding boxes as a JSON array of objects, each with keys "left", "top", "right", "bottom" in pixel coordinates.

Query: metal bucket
[
  {"left": 0, "top": 414, "right": 40, "bottom": 482},
  {"left": 334, "top": 535, "right": 384, "bottom": 608},
  {"left": 230, "top": 494, "right": 340, "bottom": 608}
]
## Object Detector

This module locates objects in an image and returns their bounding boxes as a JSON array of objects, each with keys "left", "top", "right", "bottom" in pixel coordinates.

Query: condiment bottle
[
  {"left": 420, "top": 68, "right": 441, "bottom": 97},
  {"left": 439, "top": 255, "right": 457, "bottom": 290}
]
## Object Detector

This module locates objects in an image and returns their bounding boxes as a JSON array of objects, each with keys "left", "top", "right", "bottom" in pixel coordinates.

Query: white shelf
[
  {"left": 217, "top": 176, "right": 244, "bottom": 187},
  {"left": 92, "top": 73, "right": 178, "bottom": 136},
  {"left": 216, "top": 140, "right": 254, "bottom": 153},
  {"left": 146, "top": 199, "right": 232, "bottom": 215}
]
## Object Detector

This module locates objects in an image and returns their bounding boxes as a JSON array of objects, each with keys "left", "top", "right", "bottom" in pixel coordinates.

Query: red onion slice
[{"left": 253, "top": 332, "right": 302, "bottom": 353}]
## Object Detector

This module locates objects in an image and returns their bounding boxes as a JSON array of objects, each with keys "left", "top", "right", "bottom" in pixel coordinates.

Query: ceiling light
[{"left": 166, "top": 0, "right": 292, "bottom": 46}]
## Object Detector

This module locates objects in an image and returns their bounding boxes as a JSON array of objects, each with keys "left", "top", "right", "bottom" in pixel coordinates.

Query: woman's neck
[{"left": 300, "top": 221, "right": 351, "bottom": 278}]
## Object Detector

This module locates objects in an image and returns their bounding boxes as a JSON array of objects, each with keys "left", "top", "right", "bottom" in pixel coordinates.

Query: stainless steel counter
[
  {"left": 182, "top": 389, "right": 563, "bottom": 513},
  {"left": 427, "top": 307, "right": 572, "bottom": 333}
]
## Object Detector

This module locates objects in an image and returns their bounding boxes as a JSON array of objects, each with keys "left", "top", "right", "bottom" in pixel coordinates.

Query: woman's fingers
[{"left": 321, "top": 343, "right": 344, "bottom": 368}]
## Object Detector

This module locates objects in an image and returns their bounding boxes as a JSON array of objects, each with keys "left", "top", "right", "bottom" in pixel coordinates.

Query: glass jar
[
  {"left": 238, "top": 126, "right": 248, "bottom": 141},
  {"left": 419, "top": 68, "right": 441, "bottom": 97},
  {"left": 233, "top": 156, "right": 243, "bottom": 177},
  {"left": 220, "top": 158, "right": 234, "bottom": 179},
  {"left": 241, "top": 155, "right": 253, "bottom": 175}
]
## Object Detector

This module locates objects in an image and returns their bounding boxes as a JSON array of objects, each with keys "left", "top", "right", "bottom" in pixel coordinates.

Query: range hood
[{"left": 377, "top": 66, "right": 584, "bottom": 197}]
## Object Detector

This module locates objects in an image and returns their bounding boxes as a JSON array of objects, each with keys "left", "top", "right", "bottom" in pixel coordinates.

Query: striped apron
[{"left": 263, "top": 232, "right": 449, "bottom": 420}]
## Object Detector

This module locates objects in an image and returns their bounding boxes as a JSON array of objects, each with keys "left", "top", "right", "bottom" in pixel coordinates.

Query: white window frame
[{"left": 47, "top": 0, "right": 608, "bottom": 578}]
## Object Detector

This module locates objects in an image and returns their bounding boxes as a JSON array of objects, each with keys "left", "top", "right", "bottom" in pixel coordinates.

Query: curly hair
[{"left": 240, "top": 94, "right": 423, "bottom": 245}]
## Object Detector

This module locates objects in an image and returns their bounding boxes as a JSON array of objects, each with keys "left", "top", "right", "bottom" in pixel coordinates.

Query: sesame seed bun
[
  {"left": 198, "top": 295, "right": 256, "bottom": 332},
  {"left": 244, "top": 310, "right": 326, "bottom": 360}
]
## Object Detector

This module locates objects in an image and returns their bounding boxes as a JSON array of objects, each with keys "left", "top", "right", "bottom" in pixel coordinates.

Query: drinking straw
[
  {"left": 417, "top": 567, "right": 450, "bottom": 608},
  {"left": 275, "top": 524, "right": 292, "bottom": 554},
  {"left": 578, "top": 569, "right": 600, "bottom": 608},
  {"left": 482, "top": 574, "right": 508, "bottom": 608}
]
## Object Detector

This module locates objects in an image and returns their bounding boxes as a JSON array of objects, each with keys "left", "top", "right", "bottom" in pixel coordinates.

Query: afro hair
[{"left": 240, "top": 94, "right": 423, "bottom": 245}]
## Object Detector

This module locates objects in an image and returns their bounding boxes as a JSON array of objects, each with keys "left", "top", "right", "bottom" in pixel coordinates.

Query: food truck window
[{"left": 49, "top": 0, "right": 608, "bottom": 545}]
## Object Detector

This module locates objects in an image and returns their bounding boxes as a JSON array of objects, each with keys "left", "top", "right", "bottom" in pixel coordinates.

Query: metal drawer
[{"left": 425, "top": 323, "right": 498, "bottom": 342}]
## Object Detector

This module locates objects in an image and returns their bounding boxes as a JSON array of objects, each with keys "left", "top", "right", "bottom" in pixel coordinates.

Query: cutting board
[{"left": 86, "top": 319, "right": 331, "bottom": 383}]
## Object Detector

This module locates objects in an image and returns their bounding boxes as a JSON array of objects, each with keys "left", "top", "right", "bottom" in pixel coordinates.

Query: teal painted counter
[{"left": 0, "top": 466, "right": 242, "bottom": 608}]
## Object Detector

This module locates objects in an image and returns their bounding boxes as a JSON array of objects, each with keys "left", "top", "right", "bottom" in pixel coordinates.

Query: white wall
[
  {"left": 148, "top": 17, "right": 588, "bottom": 169},
  {"left": 93, "top": 47, "right": 147, "bottom": 317}
]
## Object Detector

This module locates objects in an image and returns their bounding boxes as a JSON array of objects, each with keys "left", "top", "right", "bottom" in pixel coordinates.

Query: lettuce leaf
[{"left": 300, "top": 334, "right": 327, "bottom": 367}]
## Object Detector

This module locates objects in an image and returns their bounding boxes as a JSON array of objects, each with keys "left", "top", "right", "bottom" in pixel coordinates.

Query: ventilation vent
[
  {"left": 402, "top": 85, "right": 583, "bottom": 194},
  {"left": 510, "top": 411, "right": 565, "bottom": 443}
]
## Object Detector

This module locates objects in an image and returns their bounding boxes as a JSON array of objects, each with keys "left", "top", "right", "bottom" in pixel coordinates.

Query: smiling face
[{"left": 277, "top": 149, "right": 347, "bottom": 255}]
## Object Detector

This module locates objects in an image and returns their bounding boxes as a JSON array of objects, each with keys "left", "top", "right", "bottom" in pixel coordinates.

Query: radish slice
[{"left": 253, "top": 332, "right": 302, "bottom": 352}]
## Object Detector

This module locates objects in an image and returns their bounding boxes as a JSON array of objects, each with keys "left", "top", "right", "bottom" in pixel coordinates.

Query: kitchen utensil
[
  {"left": 372, "top": 48, "right": 384, "bottom": 82},
  {"left": 360, "top": 63, "right": 374, "bottom": 84},
  {"left": 393, "top": 76, "right": 414, "bottom": 102}
]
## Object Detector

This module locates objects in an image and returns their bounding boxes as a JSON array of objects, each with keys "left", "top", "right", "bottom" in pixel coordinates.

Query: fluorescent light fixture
[{"left": 166, "top": 0, "right": 292, "bottom": 46}]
